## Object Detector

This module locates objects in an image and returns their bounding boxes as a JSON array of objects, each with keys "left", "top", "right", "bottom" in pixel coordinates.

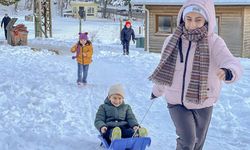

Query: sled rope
[{"left": 132, "top": 100, "right": 155, "bottom": 138}]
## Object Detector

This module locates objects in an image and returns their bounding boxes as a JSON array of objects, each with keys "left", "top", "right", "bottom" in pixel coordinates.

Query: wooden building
[
  {"left": 132, "top": 0, "right": 250, "bottom": 58},
  {"left": 70, "top": 1, "right": 98, "bottom": 19}
]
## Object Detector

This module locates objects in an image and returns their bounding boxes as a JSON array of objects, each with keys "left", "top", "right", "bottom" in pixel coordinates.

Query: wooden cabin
[
  {"left": 132, "top": 0, "right": 250, "bottom": 58},
  {"left": 70, "top": 1, "right": 98, "bottom": 19}
]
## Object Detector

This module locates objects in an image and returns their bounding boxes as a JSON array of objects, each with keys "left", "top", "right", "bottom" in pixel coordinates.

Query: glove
[
  {"left": 72, "top": 56, "right": 76, "bottom": 59},
  {"left": 150, "top": 93, "right": 157, "bottom": 100},
  {"left": 220, "top": 68, "right": 233, "bottom": 81}
]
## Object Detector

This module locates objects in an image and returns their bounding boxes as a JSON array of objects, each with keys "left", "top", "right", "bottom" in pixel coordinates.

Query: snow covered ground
[{"left": 0, "top": 10, "right": 250, "bottom": 150}]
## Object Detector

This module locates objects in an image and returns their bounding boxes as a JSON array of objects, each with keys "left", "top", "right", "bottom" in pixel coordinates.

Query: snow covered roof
[{"left": 131, "top": 0, "right": 250, "bottom": 5}]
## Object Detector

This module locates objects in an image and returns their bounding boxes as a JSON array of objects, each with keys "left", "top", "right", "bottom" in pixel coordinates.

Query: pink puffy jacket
[{"left": 152, "top": 0, "right": 243, "bottom": 109}]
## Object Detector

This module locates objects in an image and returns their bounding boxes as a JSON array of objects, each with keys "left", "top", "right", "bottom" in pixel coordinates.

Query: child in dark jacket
[
  {"left": 120, "top": 21, "right": 135, "bottom": 55},
  {"left": 95, "top": 84, "right": 147, "bottom": 144}
]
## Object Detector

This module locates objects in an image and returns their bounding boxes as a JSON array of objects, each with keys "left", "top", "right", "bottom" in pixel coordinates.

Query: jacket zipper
[
  {"left": 181, "top": 41, "right": 192, "bottom": 105},
  {"left": 82, "top": 46, "right": 84, "bottom": 64}
]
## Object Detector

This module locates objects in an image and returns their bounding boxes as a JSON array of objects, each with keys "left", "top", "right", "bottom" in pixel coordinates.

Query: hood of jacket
[{"left": 177, "top": 0, "right": 216, "bottom": 36}]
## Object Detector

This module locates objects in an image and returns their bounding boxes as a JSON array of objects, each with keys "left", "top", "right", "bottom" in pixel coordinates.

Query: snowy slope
[{"left": 0, "top": 43, "right": 250, "bottom": 150}]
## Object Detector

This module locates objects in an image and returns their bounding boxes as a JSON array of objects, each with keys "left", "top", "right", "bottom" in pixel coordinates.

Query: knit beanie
[
  {"left": 182, "top": 5, "right": 208, "bottom": 21},
  {"left": 79, "top": 32, "right": 88, "bottom": 40},
  {"left": 125, "top": 21, "right": 131, "bottom": 26},
  {"left": 108, "top": 84, "right": 125, "bottom": 98}
]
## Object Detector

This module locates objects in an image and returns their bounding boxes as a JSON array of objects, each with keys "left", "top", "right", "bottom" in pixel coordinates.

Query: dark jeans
[
  {"left": 168, "top": 104, "right": 213, "bottom": 150},
  {"left": 122, "top": 41, "right": 130, "bottom": 55},
  {"left": 4, "top": 29, "right": 7, "bottom": 40},
  {"left": 102, "top": 125, "right": 135, "bottom": 145},
  {"left": 77, "top": 63, "right": 89, "bottom": 83}
]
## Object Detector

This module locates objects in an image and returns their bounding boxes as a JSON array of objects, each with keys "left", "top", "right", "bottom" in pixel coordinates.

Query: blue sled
[{"left": 98, "top": 135, "right": 151, "bottom": 150}]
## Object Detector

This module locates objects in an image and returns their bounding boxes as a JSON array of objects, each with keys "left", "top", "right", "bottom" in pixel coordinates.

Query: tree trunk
[
  {"left": 102, "top": 0, "right": 108, "bottom": 18},
  {"left": 65, "top": 0, "right": 68, "bottom": 9},
  {"left": 25, "top": 0, "right": 29, "bottom": 9},
  {"left": 28, "top": 0, "right": 33, "bottom": 10},
  {"left": 15, "top": 2, "right": 18, "bottom": 12},
  {"left": 59, "top": 0, "right": 64, "bottom": 17},
  {"left": 68, "top": 0, "right": 71, "bottom": 7},
  {"left": 128, "top": 1, "right": 132, "bottom": 19},
  {"left": 25, "top": 0, "right": 33, "bottom": 10}
]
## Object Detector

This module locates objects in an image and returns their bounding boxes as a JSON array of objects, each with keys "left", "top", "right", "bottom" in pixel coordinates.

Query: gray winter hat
[{"left": 108, "top": 84, "right": 125, "bottom": 98}]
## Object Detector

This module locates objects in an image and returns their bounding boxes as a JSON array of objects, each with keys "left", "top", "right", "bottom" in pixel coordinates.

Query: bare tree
[
  {"left": 128, "top": 0, "right": 132, "bottom": 19},
  {"left": 29, "top": 0, "right": 33, "bottom": 10},
  {"left": 14, "top": 1, "right": 18, "bottom": 12},
  {"left": 25, "top": 0, "right": 33, "bottom": 10},
  {"left": 111, "top": 0, "right": 132, "bottom": 19},
  {"left": 64, "top": 0, "right": 72, "bottom": 9},
  {"left": 111, "top": 0, "right": 124, "bottom": 6},
  {"left": 102, "top": 0, "right": 112, "bottom": 18},
  {"left": 58, "top": 0, "right": 64, "bottom": 16},
  {"left": 122, "top": 0, "right": 132, "bottom": 19}
]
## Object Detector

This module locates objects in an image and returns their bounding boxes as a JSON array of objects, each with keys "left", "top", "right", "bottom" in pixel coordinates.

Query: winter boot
[
  {"left": 125, "top": 49, "right": 129, "bottom": 55},
  {"left": 138, "top": 127, "right": 148, "bottom": 137},
  {"left": 111, "top": 127, "right": 122, "bottom": 140},
  {"left": 77, "top": 82, "right": 83, "bottom": 86}
]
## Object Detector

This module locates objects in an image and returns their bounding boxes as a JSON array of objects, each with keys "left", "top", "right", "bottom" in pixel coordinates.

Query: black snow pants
[{"left": 122, "top": 41, "right": 130, "bottom": 55}]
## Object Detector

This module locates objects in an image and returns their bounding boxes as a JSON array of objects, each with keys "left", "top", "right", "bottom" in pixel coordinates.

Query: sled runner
[{"left": 98, "top": 135, "right": 151, "bottom": 150}]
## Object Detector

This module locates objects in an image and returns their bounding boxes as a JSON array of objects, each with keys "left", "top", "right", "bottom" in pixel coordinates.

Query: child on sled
[{"left": 94, "top": 84, "right": 148, "bottom": 145}]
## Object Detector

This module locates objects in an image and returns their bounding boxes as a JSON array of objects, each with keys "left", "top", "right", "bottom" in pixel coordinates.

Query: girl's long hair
[{"left": 77, "top": 40, "right": 91, "bottom": 46}]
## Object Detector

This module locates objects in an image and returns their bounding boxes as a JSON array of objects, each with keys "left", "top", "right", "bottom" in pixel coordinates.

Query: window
[
  {"left": 73, "top": 7, "right": 77, "bottom": 13},
  {"left": 214, "top": 16, "right": 220, "bottom": 34},
  {"left": 156, "top": 15, "right": 177, "bottom": 34},
  {"left": 172, "top": 16, "right": 177, "bottom": 32},
  {"left": 87, "top": 7, "right": 94, "bottom": 14}
]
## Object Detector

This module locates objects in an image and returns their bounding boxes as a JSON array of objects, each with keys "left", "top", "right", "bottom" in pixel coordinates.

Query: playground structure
[{"left": 34, "top": 0, "right": 52, "bottom": 38}]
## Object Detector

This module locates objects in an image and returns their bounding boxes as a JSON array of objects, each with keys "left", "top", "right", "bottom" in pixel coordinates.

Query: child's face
[
  {"left": 126, "top": 24, "right": 131, "bottom": 28},
  {"left": 109, "top": 94, "right": 124, "bottom": 107},
  {"left": 184, "top": 12, "right": 206, "bottom": 31},
  {"left": 80, "top": 39, "right": 87, "bottom": 45}
]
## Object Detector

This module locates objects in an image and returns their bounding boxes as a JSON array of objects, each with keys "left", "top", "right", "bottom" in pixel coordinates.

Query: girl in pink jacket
[{"left": 149, "top": 0, "right": 243, "bottom": 149}]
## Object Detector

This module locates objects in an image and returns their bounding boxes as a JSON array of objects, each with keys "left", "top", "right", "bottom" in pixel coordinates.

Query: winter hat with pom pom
[{"left": 79, "top": 32, "right": 88, "bottom": 40}]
